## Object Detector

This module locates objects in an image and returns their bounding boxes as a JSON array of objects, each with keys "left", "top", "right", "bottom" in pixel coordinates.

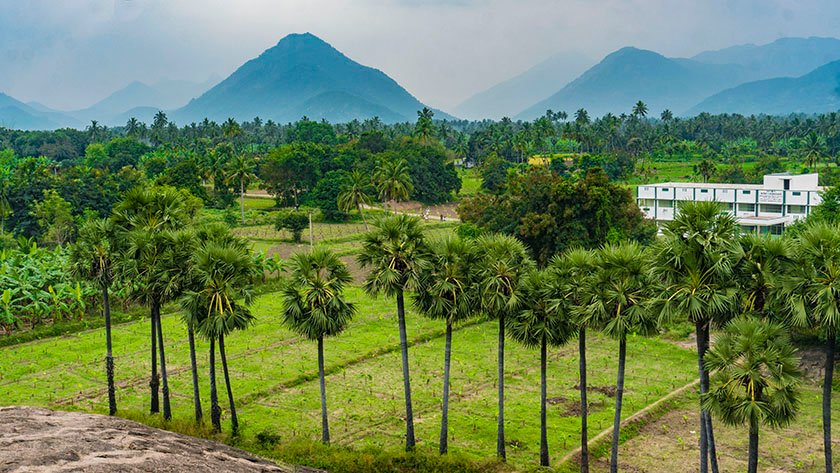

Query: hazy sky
[{"left": 2, "top": 0, "right": 839, "bottom": 111}]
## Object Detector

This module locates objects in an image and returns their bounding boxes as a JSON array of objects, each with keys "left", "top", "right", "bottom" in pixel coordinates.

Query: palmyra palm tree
[
  {"left": 282, "top": 248, "right": 356, "bottom": 444},
  {"left": 782, "top": 222, "right": 840, "bottom": 473},
  {"left": 184, "top": 240, "right": 258, "bottom": 434},
  {"left": 508, "top": 269, "right": 577, "bottom": 467},
  {"left": 374, "top": 159, "right": 413, "bottom": 214},
  {"left": 653, "top": 201, "right": 740, "bottom": 473},
  {"left": 226, "top": 153, "right": 257, "bottom": 225},
  {"left": 703, "top": 317, "right": 801, "bottom": 473},
  {"left": 582, "top": 242, "right": 657, "bottom": 473},
  {"left": 68, "top": 217, "right": 118, "bottom": 416},
  {"left": 357, "top": 215, "right": 430, "bottom": 451},
  {"left": 414, "top": 237, "right": 479, "bottom": 454},
  {"left": 476, "top": 233, "right": 535, "bottom": 461},
  {"left": 337, "top": 170, "right": 373, "bottom": 230}
]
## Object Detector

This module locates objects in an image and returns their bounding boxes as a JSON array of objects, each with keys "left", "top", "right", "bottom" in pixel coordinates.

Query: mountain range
[{"left": 3, "top": 35, "right": 840, "bottom": 130}]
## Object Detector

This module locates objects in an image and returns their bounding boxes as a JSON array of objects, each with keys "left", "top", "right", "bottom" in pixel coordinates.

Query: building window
[
  {"left": 742, "top": 190, "right": 751, "bottom": 195},
  {"left": 699, "top": 189, "right": 709, "bottom": 194},
  {"left": 738, "top": 203, "right": 756, "bottom": 213},
  {"left": 759, "top": 204, "right": 783, "bottom": 214},
  {"left": 661, "top": 188, "right": 670, "bottom": 192},
  {"left": 658, "top": 200, "right": 674, "bottom": 208},
  {"left": 740, "top": 225, "right": 756, "bottom": 234},
  {"left": 639, "top": 199, "right": 656, "bottom": 207},
  {"left": 792, "top": 191, "right": 801, "bottom": 196},
  {"left": 787, "top": 205, "right": 807, "bottom": 214}
]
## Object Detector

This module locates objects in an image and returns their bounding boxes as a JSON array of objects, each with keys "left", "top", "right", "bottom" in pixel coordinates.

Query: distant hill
[
  {"left": 72, "top": 78, "right": 217, "bottom": 125},
  {"left": 174, "top": 33, "right": 447, "bottom": 124},
  {"left": 692, "top": 37, "right": 840, "bottom": 80},
  {"left": 688, "top": 60, "right": 840, "bottom": 116},
  {"left": 453, "top": 52, "right": 593, "bottom": 120},
  {"left": 516, "top": 47, "right": 749, "bottom": 120},
  {"left": 0, "top": 93, "right": 80, "bottom": 130}
]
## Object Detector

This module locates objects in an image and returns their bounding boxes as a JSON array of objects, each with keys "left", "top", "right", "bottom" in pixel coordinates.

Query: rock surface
[{"left": 0, "top": 406, "right": 299, "bottom": 473}]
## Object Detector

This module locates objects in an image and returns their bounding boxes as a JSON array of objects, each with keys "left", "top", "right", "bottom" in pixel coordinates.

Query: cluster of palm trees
[
  {"left": 338, "top": 158, "right": 413, "bottom": 222},
  {"left": 69, "top": 186, "right": 261, "bottom": 434},
  {"left": 293, "top": 206, "right": 836, "bottom": 472}
]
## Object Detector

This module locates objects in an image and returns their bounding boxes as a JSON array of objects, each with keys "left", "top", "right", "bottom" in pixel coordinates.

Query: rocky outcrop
[{"left": 0, "top": 406, "right": 300, "bottom": 472}]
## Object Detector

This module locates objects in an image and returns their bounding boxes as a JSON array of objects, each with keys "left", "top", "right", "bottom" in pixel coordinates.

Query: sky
[{"left": 2, "top": 0, "right": 840, "bottom": 111}]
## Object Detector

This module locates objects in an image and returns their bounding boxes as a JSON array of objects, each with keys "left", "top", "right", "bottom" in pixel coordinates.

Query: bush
[{"left": 274, "top": 211, "right": 309, "bottom": 243}]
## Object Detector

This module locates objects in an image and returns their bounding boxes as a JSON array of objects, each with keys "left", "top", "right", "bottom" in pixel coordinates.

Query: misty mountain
[
  {"left": 453, "top": 52, "right": 593, "bottom": 120},
  {"left": 692, "top": 37, "right": 840, "bottom": 80},
  {"left": 174, "top": 33, "right": 447, "bottom": 124},
  {"left": 516, "top": 47, "right": 749, "bottom": 120},
  {"left": 0, "top": 93, "right": 80, "bottom": 130},
  {"left": 71, "top": 78, "right": 218, "bottom": 125},
  {"left": 688, "top": 60, "right": 840, "bottom": 116}
]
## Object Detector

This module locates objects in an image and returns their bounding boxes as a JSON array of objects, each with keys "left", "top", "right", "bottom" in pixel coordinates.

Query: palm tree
[
  {"left": 476, "top": 233, "right": 535, "bottom": 461},
  {"left": 508, "top": 269, "right": 577, "bottom": 467},
  {"left": 547, "top": 248, "right": 596, "bottom": 472},
  {"left": 374, "top": 159, "right": 413, "bottom": 214},
  {"left": 703, "top": 317, "right": 801, "bottom": 473},
  {"left": 782, "top": 222, "right": 840, "bottom": 473},
  {"left": 801, "top": 132, "right": 827, "bottom": 168},
  {"left": 357, "top": 215, "right": 431, "bottom": 451},
  {"left": 415, "top": 107, "right": 435, "bottom": 144},
  {"left": 68, "top": 218, "right": 118, "bottom": 416},
  {"left": 735, "top": 234, "right": 792, "bottom": 318},
  {"left": 112, "top": 186, "right": 196, "bottom": 419},
  {"left": 125, "top": 117, "right": 141, "bottom": 138},
  {"left": 184, "top": 241, "right": 258, "bottom": 434},
  {"left": 652, "top": 201, "right": 740, "bottom": 473},
  {"left": 582, "top": 242, "right": 657, "bottom": 473},
  {"left": 632, "top": 100, "right": 648, "bottom": 119},
  {"left": 414, "top": 237, "right": 480, "bottom": 454},
  {"left": 694, "top": 159, "right": 717, "bottom": 183},
  {"left": 226, "top": 154, "right": 256, "bottom": 225},
  {"left": 282, "top": 248, "right": 356, "bottom": 444},
  {"left": 337, "top": 170, "right": 373, "bottom": 230}
]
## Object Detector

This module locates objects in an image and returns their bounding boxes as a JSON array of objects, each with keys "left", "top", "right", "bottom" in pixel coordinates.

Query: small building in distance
[{"left": 637, "top": 173, "right": 822, "bottom": 235}]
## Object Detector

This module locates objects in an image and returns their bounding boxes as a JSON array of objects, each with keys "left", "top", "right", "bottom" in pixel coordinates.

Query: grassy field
[{"left": 458, "top": 168, "right": 482, "bottom": 196}]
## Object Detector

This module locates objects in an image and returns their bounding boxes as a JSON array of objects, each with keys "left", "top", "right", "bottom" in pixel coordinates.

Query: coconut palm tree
[
  {"left": 357, "top": 215, "right": 431, "bottom": 451},
  {"left": 508, "top": 269, "right": 577, "bottom": 467},
  {"left": 226, "top": 154, "right": 256, "bottom": 225},
  {"left": 282, "top": 248, "right": 356, "bottom": 444},
  {"left": 702, "top": 317, "right": 801, "bottom": 473},
  {"left": 547, "top": 248, "right": 596, "bottom": 473},
  {"left": 652, "top": 201, "right": 740, "bottom": 473},
  {"left": 801, "top": 132, "right": 827, "bottom": 168},
  {"left": 184, "top": 240, "right": 258, "bottom": 434},
  {"left": 338, "top": 170, "right": 373, "bottom": 230},
  {"left": 476, "top": 233, "right": 535, "bottom": 461},
  {"left": 374, "top": 159, "right": 413, "bottom": 214},
  {"left": 582, "top": 242, "right": 657, "bottom": 473},
  {"left": 782, "top": 222, "right": 840, "bottom": 473},
  {"left": 68, "top": 217, "right": 118, "bottom": 415},
  {"left": 632, "top": 100, "right": 648, "bottom": 119},
  {"left": 414, "top": 237, "right": 480, "bottom": 454}
]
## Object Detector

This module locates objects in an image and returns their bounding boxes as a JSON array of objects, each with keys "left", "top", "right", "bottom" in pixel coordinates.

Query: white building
[{"left": 637, "top": 173, "right": 823, "bottom": 235}]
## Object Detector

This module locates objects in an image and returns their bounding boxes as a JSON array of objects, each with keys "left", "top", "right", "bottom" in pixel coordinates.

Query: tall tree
[
  {"left": 582, "top": 242, "right": 657, "bottom": 473},
  {"left": 68, "top": 218, "right": 118, "bottom": 415},
  {"left": 374, "top": 159, "right": 413, "bottom": 214},
  {"left": 414, "top": 107, "right": 435, "bottom": 144},
  {"left": 337, "top": 170, "right": 373, "bottom": 230},
  {"left": 282, "top": 248, "right": 356, "bottom": 444},
  {"left": 703, "top": 317, "right": 801, "bottom": 473},
  {"left": 783, "top": 222, "right": 840, "bottom": 473},
  {"left": 357, "top": 215, "right": 430, "bottom": 451},
  {"left": 653, "top": 201, "right": 740, "bottom": 473},
  {"left": 508, "top": 269, "right": 577, "bottom": 467},
  {"left": 226, "top": 154, "right": 257, "bottom": 225},
  {"left": 477, "top": 233, "right": 535, "bottom": 461},
  {"left": 414, "top": 237, "right": 480, "bottom": 454}
]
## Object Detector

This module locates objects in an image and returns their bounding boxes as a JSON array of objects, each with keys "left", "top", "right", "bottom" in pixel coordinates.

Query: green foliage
[
  {"left": 104, "top": 137, "right": 150, "bottom": 170},
  {"left": 274, "top": 211, "right": 309, "bottom": 243},
  {"left": 30, "top": 190, "right": 75, "bottom": 246},
  {"left": 306, "top": 170, "right": 351, "bottom": 222},
  {"left": 479, "top": 153, "right": 511, "bottom": 194}
]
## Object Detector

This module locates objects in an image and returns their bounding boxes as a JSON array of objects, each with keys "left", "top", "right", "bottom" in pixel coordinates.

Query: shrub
[{"left": 274, "top": 211, "right": 309, "bottom": 243}]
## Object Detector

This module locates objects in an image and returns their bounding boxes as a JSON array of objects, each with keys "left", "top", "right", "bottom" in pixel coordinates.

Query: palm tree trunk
[
  {"left": 695, "top": 322, "right": 709, "bottom": 473},
  {"left": 150, "top": 302, "right": 159, "bottom": 415},
  {"left": 209, "top": 337, "right": 221, "bottom": 433},
  {"left": 219, "top": 333, "right": 238, "bottom": 435},
  {"left": 357, "top": 203, "right": 368, "bottom": 231},
  {"left": 747, "top": 418, "right": 759, "bottom": 473},
  {"left": 497, "top": 313, "right": 506, "bottom": 460},
  {"left": 102, "top": 284, "right": 116, "bottom": 416},
  {"left": 540, "top": 333, "right": 549, "bottom": 467},
  {"left": 318, "top": 335, "right": 330, "bottom": 444},
  {"left": 240, "top": 178, "right": 246, "bottom": 225},
  {"left": 439, "top": 322, "right": 452, "bottom": 455},
  {"left": 610, "top": 336, "right": 627, "bottom": 473},
  {"left": 188, "top": 327, "right": 202, "bottom": 423},
  {"left": 579, "top": 328, "right": 589, "bottom": 473},
  {"left": 824, "top": 333, "right": 836, "bottom": 473},
  {"left": 396, "top": 289, "right": 416, "bottom": 451},
  {"left": 702, "top": 327, "right": 720, "bottom": 473},
  {"left": 155, "top": 301, "right": 171, "bottom": 421}
]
